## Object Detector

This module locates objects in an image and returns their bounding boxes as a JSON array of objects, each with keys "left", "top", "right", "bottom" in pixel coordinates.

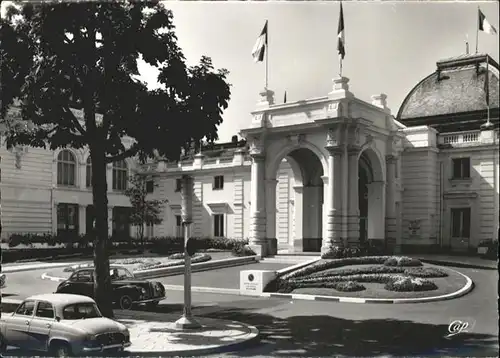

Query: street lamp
[{"left": 175, "top": 175, "right": 201, "bottom": 329}]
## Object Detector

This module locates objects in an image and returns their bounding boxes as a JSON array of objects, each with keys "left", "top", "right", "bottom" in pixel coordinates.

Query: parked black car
[{"left": 55, "top": 266, "right": 166, "bottom": 310}]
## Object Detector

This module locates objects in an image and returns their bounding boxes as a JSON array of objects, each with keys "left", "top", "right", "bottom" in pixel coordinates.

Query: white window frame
[
  {"left": 213, "top": 175, "right": 224, "bottom": 190},
  {"left": 213, "top": 213, "right": 225, "bottom": 238},
  {"left": 57, "top": 150, "right": 77, "bottom": 187}
]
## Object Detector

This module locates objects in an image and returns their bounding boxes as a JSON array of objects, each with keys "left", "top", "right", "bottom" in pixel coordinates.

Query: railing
[{"left": 439, "top": 131, "right": 480, "bottom": 145}]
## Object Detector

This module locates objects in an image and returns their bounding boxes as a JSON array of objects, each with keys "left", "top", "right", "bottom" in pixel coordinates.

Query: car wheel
[
  {"left": 51, "top": 341, "right": 72, "bottom": 358},
  {"left": 119, "top": 295, "right": 133, "bottom": 310}
]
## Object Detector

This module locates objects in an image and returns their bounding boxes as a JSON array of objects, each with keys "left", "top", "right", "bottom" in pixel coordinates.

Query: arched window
[
  {"left": 86, "top": 156, "right": 92, "bottom": 188},
  {"left": 57, "top": 150, "right": 76, "bottom": 186},
  {"left": 112, "top": 160, "right": 128, "bottom": 191}
]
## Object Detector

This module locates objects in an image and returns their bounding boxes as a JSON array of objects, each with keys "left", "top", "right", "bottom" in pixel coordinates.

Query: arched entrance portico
[
  {"left": 268, "top": 147, "right": 326, "bottom": 253},
  {"left": 241, "top": 77, "right": 400, "bottom": 257}
]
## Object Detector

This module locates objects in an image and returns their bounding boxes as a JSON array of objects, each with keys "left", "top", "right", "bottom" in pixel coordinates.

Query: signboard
[{"left": 239, "top": 270, "right": 277, "bottom": 296}]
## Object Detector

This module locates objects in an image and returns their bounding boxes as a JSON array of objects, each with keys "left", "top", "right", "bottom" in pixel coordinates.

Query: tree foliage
[
  {"left": 0, "top": 0, "right": 231, "bottom": 317},
  {"left": 124, "top": 174, "right": 167, "bottom": 244}
]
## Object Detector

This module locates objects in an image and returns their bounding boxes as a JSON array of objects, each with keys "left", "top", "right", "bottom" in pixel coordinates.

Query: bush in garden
[
  {"left": 384, "top": 256, "right": 422, "bottom": 267},
  {"left": 404, "top": 267, "right": 448, "bottom": 278},
  {"left": 321, "top": 244, "right": 362, "bottom": 259},
  {"left": 384, "top": 276, "right": 437, "bottom": 292},
  {"left": 334, "top": 281, "right": 366, "bottom": 292},
  {"left": 231, "top": 242, "right": 256, "bottom": 257}
]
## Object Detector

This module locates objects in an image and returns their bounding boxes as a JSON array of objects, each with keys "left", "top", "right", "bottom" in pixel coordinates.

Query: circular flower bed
[{"left": 265, "top": 256, "right": 450, "bottom": 296}]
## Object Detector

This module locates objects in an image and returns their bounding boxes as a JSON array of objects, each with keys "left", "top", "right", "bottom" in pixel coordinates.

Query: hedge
[{"left": 0, "top": 233, "right": 251, "bottom": 263}]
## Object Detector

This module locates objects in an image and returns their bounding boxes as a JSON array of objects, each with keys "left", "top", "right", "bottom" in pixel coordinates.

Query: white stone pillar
[
  {"left": 385, "top": 155, "right": 398, "bottom": 252},
  {"left": 292, "top": 185, "right": 304, "bottom": 252},
  {"left": 249, "top": 154, "right": 267, "bottom": 256},
  {"left": 322, "top": 147, "right": 344, "bottom": 253},
  {"left": 78, "top": 205, "right": 86, "bottom": 235},
  {"left": 107, "top": 207, "right": 113, "bottom": 236},
  {"left": 367, "top": 181, "right": 386, "bottom": 240},
  {"left": 347, "top": 147, "right": 360, "bottom": 247},
  {"left": 265, "top": 179, "right": 278, "bottom": 255},
  {"left": 106, "top": 164, "right": 113, "bottom": 193},
  {"left": 79, "top": 162, "right": 86, "bottom": 190}
]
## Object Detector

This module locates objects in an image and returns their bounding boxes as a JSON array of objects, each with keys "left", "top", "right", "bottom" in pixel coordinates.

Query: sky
[{"left": 2, "top": 1, "right": 499, "bottom": 143}]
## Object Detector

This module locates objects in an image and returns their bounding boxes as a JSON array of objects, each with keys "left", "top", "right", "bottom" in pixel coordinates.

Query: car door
[
  {"left": 63, "top": 269, "right": 95, "bottom": 297},
  {"left": 28, "top": 301, "right": 55, "bottom": 352},
  {"left": 3, "top": 300, "right": 37, "bottom": 349}
]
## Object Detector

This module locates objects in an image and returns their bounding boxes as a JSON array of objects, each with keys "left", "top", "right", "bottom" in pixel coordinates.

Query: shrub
[
  {"left": 334, "top": 281, "right": 366, "bottom": 292},
  {"left": 309, "top": 265, "right": 406, "bottom": 278},
  {"left": 136, "top": 253, "right": 211, "bottom": 270},
  {"left": 384, "top": 256, "right": 422, "bottom": 267},
  {"left": 321, "top": 245, "right": 362, "bottom": 259},
  {"left": 384, "top": 276, "right": 437, "bottom": 292},
  {"left": 404, "top": 267, "right": 448, "bottom": 278},
  {"left": 231, "top": 242, "right": 256, "bottom": 257}
]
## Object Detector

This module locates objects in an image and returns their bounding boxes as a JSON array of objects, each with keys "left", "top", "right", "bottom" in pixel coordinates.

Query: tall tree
[
  {"left": 124, "top": 174, "right": 167, "bottom": 247},
  {"left": 0, "top": 1, "right": 230, "bottom": 317}
]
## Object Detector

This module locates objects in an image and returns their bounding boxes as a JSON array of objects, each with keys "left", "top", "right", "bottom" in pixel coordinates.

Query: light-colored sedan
[{"left": 0, "top": 293, "right": 131, "bottom": 357}]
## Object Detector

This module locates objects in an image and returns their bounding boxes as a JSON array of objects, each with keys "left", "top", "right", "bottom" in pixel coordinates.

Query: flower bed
[
  {"left": 264, "top": 256, "right": 455, "bottom": 297},
  {"left": 63, "top": 253, "right": 212, "bottom": 273}
]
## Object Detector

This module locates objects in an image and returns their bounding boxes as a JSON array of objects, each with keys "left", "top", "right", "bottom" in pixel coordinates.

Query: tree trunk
[{"left": 90, "top": 146, "right": 114, "bottom": 318}]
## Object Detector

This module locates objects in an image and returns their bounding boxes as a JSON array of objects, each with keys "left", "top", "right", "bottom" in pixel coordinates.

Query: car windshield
[
  {"left": 110, "top": 267, "right": 134, "bottom": 281},
  {"left": 62, "top": 303, "right": 102, "bottom": 320}
]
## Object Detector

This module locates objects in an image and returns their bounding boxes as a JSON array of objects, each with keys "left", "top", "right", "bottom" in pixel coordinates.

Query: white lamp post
[{"left": 175, "top": 175, "right": 201, "bottom": 329}]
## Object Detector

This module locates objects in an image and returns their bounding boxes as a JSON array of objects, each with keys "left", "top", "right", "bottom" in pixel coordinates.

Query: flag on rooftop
[
  {"left": 252, "top": 20, "right": 268, "bottom": 63},
  {"left": 478, "top": 9, "right": 497, "bottom": 35},
  {"left": 337, "top": 2, "right": 345, "bottom": 60}
]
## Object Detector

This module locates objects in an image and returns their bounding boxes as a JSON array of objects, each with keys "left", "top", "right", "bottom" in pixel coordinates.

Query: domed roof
[{"left": 397, "top": 54, "right": 499, "bottom": 128}]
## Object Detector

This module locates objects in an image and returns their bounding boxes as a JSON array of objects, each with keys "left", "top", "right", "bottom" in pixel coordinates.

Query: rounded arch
[
  {"left": 284, "top": 156, "right": 304, "bottom": 187},
  {"left": 55, "top": 148, "right": 79, "bottom": 163},
  {"left": 56, "top": 149, "right": 78, "bottom": 186},
  {"left": 266, "top": 139, "right": 328, "bottom": 181},
  {"left": 358, "top": 145, "right": 385, "bottom": 182}
]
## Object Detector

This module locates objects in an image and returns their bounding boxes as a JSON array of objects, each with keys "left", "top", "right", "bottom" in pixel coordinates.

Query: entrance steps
[{"left": 261, "top": 253, "right": 320, "bottom": 264}]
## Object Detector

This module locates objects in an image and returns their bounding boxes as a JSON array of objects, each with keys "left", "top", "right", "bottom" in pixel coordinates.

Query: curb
[
  {"left": 40, "top": 256, "right": 260, "bottom": 282},
  {"left": 2, "top": 262, "right": 81, "bottom": 274},
  {"left": 116, "top": 311, "right": 260, "bottom": 356},
  {"left": 418, "top": 258, "right": 497, "bottom": 271},
  {"left": 259, "top": 267, "right": 474, "bottom": 304}
]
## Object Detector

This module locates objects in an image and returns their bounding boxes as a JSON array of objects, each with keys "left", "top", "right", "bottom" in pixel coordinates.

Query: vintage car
[
  {"left": 55, "top": 265, "right": 166, "bottom": 310},
  {"left": 0, "top": 293, "right": 131, "bottom": 357},
  {"left": 0, "top": 273, "right": 6, "bottom": 289}
]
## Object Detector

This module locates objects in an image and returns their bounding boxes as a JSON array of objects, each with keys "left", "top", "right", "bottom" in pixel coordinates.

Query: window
[
  {"left": 57, "top": 150, "right": 76, "bottom": 186},
  {"left": 452, "top": 157, "right": 471, "bottom": 179},
  {"left": 112, "top": 206, "right": 131, "bottom": 239},
  {"left": 110, "top": 267, "right": 134, "bottom": 281},
  {"left": 112, "top": 160, "right": 128, "bottom": 191},
  {"left": 72, "top": 269, "right": 94, "bottom": 283},
  {"left": 15, "top": 301, "right": 35, "bottom": 316},
  {"left": 35, "top": 301, "right": 55, "bottom": 319},
  {"left": 175, "top": 178, "right": 182, "bottom": 192},
  {"left": 213, "top": 214, "right": 224, "bottom": 237},
  {"left": 451, "top": 208, "right": 471, "bottom": 238},
  {"left": 146, "top": 180, "right": 154, "bottom": 193},
  {"left": 63, "top": 303, "right": 101, "bottom": 320},
  {"left": 57, "top": 203, "right": 79, "bottom": 235},
  {"left": 86, "top": 156, "right": 92, "bottom": 188},
  {"left": 175, "top": 215, "right": 183, "bottom": 237},
  {"left": 213, "top": 175, "right": 224, "bottom": 190}
]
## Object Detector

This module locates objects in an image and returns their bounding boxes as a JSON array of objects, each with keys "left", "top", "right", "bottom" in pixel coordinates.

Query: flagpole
[
  {"left": 476, "top": 6, "right": 480, "bottom": 53},
  {"left": 265, "top": 20, "right": 269, "bottom": 89},
  {"left": 339, "top": 57, "right": 343, "bottom": 78},
  {"left": 486, "top": 55, "right": 491, "bottom": 126}
]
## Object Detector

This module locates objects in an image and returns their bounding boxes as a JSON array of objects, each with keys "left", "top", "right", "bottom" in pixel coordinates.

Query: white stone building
[{"left": 1, "top": 54, "right": 498, "bottom": 256}]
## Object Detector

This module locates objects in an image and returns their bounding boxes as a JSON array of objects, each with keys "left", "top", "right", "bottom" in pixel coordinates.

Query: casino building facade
[{"left": 1, "top": 53, "right": 498, "bottom": 256}]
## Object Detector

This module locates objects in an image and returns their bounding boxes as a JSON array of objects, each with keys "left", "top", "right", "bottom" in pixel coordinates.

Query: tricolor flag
[
  {"left": 478, "top": 9, "right": 497, "bottom": 35},
  {"left": 252, "top": 21, "right": 268, "bottom": 63},
  {"left": 337, "top": 2, "right": 345, "bottom": 60}
]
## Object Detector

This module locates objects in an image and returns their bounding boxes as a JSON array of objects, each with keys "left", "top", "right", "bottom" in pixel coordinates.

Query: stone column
[
  {"left": 347, "top": 147, "right": 360, "bottom": 247},
  {"left": 265, "top": 179, "right": 279, "bottom": 255},
  {"left": 107, "top": 207, "right": 113, "bottom": 236},
  {"left": 249, "top": 153, "right": 267, "bottom": 256},
  {"left": 78, "top": 205, "right": 86, "bottom": 235},
  {"left": 367, "top": 181, "right": 386, "bottom": 241},
  {"left": 292, "top": 185, "right": 304, "bottom": 252},
  {"left": 322, "top": 146, "right": 344, "bottom": 253},
  {"left": 385, "top": 155, "right": 398, "bottom": 252}
]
